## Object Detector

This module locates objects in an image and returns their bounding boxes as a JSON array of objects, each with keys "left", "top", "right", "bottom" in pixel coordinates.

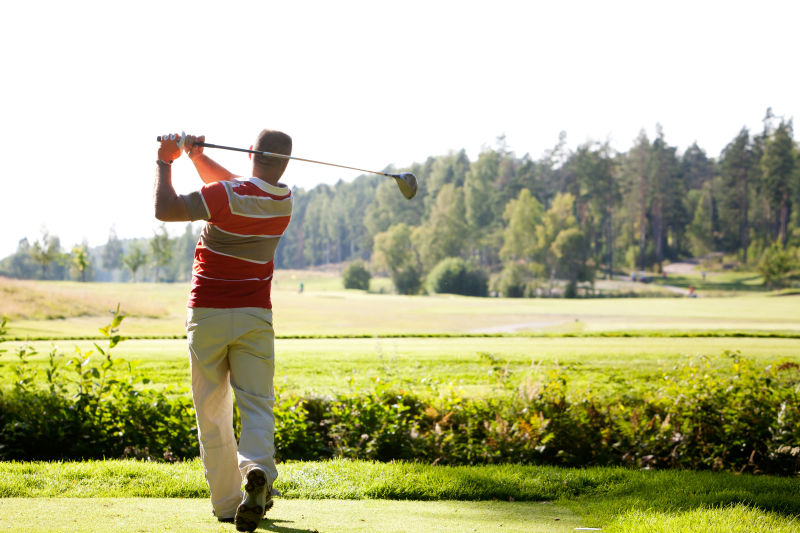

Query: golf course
[{"left": 1, "top": 271, "right": 799, "bottom": 532}]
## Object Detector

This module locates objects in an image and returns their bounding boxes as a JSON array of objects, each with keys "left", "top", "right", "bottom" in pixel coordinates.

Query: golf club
[{"left": 157, "top": 134, "right": 418, "bottom": 199}]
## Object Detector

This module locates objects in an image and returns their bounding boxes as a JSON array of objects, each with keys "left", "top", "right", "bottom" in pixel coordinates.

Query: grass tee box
[{"left": 0, "top": 459, "right": 798, "bottom": 532}]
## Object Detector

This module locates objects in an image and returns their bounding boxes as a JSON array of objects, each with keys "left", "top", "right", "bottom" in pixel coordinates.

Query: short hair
[{"left": 253, "top": 129, "right": 292, "bottom": 171}]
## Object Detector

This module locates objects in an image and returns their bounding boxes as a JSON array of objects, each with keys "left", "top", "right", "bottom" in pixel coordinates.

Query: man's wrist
[{"left": 157, "top": 158, "right": 172, "bottom": 166}]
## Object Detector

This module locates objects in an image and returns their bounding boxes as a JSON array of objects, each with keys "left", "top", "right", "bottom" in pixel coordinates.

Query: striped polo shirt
[{"left": 181, "top": 177, "right": 293, "bottom": 309}]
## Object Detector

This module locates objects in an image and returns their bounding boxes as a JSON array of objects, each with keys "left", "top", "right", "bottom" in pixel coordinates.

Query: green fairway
[
  {"left": 5, "top": 336, "right": 799, "bottom": 397},
  {"left": 3, "top": 277, "right": 799, "bottom": 339}
]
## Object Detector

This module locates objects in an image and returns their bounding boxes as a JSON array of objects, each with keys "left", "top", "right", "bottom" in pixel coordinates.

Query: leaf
[{"left": 111, "top": 314, "right": 125, "bottom": 329}]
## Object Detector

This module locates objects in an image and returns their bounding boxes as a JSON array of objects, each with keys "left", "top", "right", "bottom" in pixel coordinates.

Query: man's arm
[
  {"left": 153, "top": 160, "right": 191, "bottom": 221},
  {"left": 185, "top": 135, "right": 240, "bottom": 183}
]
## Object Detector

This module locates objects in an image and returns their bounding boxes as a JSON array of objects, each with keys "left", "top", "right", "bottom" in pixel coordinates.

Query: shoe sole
[{"left": 235, "top": 469, "right": 272, "bottom": 532}]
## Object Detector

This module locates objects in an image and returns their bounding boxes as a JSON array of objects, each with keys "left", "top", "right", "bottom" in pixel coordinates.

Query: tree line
[
  {"left": 2, "top": 110, "right": 798, "bottom": 294},
  {"left": 277, "top": 110, "right": 799, "bottom": 294},
  {"left": 0, "top": 224, "right": 200, "bottom": 283}
]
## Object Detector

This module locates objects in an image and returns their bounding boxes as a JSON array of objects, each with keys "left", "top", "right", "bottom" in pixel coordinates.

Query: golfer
[{"left": 154, "top": 130, "right": 293, "bottom": 532}]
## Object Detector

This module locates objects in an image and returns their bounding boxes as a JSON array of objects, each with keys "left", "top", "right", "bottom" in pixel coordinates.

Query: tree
[
  {"left": 413, "top": 184, "right": 469, "bottom": 271},
  {"left": 680, "top": 142, "right": 714, "bottom": 191},
  {"left": 761, "top": 120, "right": 797, "bottom": 246},
  {"left": 102, "top": 227, "right": 123, "bottom": 271},
  {"left": 122, "top": 242, "right": 147, "bottom": 282},
  {"left": 567, "top": 143, "right": 617, "bottom": 277},
  {"left": 621, "top": 131, "right": 652, "bottom": 271},
  {"left": 425, "top": 150, "right": 470, "bottom": 212},
  {"left": 372, "top": 223, "right": 422, "bottom": 294},
  {"left": 464, "top": 149, "right": 500, "bottom": 265},
  {"left": 536, "top": 192, "right": 581, "bottom": 293},
  {"left": 0, "top": 238, "right": 37, "bottom": 279},
  {"left": 648, "top": 127, "right": 681, "bottom": 272},
  {"left": 149, "top": 224, "right": 174, "bottom": 282},
  {"left": 29, "top": 230, "right": 60, "bottom": 279},
  {"left": 686, "top": 185, "right": 714, "bottom": 257},
  {"left": 718, "top": 128, "right": 753, "bottom": 256},
  {"left": 71, "top": 244, "right": 90, "bottom": 282},
  {"left": 551, "top": 226, "right": 588, "bottom": 298},
  {"left": 500, "top": 188, "right": 543, "bottom": 262}
]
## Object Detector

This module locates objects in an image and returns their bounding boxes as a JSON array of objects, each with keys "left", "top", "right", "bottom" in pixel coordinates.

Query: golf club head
[{"left": 392, "top": 172, "right": 418, "bottom": 199}]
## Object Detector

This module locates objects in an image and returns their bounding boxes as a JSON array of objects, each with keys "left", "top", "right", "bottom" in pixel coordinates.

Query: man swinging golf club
[{"left": 154, "top": 130, "right": 293, "bottom": 532}]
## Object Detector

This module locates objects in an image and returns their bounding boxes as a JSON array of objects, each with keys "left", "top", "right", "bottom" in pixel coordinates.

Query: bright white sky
[{"left": 1, "top": 0, "right": 798, "bottom": 259}]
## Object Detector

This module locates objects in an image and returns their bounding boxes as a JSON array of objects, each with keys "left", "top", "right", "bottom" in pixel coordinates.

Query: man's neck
[{"left": 253, "top": 172, "right": 282, "bottom": 186}]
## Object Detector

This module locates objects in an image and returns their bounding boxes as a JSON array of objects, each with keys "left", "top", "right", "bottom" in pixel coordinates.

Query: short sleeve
[
  {"left": 199, "top": 181, "right": 230, "bottom": 222},
  {"left": 180, "top": 191, "right": 210, "bottom": 221}
]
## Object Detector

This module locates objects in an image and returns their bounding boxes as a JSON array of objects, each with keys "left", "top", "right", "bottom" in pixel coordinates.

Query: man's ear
[{"left": 249, "top": 145, "right": 253, "bottom": 160}]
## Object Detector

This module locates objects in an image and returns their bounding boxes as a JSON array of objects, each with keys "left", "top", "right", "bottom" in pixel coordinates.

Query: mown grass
[
  {"left": 0, "top": 498, "right": 580, "bottom": 533},
  {"left": 4, "top": 336, "right": 799, "bottom": 398},
  {"left": 0, "top": 460, "right": 797, "bottom": 531},
  {"left": 2, "top": 276, "right": 799, "bottom": 339}
]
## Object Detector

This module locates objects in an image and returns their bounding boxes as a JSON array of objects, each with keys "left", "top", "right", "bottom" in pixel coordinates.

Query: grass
[
  {"left": 652, "top": 270, "right": 768, "bottom": 295},
  {"left": 0, "top": 498, "right": 580, "bottom": 532},
  {"left": 0, "top": 459, "right": 797, "bottom": 531},
  {"left": 4, "top": 336, "right": 800, "bottom": 398},
  {"left": 2, "top": 276, "right": 799, "bottom": 339},
  {"left": 0, "top": 277, "right": 179, "bottom": 321},
  {"left": 2, "top": 276, "right": 799, "bottom": 531}
]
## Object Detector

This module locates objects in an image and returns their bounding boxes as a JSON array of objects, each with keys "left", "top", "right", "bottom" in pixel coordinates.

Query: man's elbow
[
  {"left": 154, "top": 198, "right": 189, "bottom": 222},
  {"left": 154, "top": 205, "right": 170, "bottom": 222}
]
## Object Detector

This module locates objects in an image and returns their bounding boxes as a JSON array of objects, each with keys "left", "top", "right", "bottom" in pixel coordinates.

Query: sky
[{"left": 1, "top": 0, "right": 798, "bottom": 259}]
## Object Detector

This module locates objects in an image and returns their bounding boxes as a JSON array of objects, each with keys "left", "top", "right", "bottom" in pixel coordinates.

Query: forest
[{"left": 2, "top": 110, "right": 798, "bottom": 295}]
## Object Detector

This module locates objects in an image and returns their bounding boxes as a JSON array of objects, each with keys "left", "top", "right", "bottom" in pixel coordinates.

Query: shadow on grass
[{"left": 260, "top": 517, "right": 317, "bottom": 533}]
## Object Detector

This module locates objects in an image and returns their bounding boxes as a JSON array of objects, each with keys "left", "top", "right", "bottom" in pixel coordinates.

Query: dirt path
[{"left": 663, "top": 261, "right": 699, "bottom": 274}]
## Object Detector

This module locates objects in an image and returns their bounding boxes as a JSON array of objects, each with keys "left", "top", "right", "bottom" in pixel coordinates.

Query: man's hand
[
  {"left": 184, "top": 134, "right": 206, "bottom": 160},
  {"left": 158, "top": 133, "right": 183, "bottom": 163}
]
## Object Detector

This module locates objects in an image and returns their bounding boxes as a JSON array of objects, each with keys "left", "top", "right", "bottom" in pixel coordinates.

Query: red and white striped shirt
[{"left": 181, "top": 177, "right": 293, "bottom": 308}]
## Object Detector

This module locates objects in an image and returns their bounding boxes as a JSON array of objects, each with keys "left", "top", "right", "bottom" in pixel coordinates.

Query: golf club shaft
[{"left": 198, "top": 142, "right": 399, "bottom": 179}]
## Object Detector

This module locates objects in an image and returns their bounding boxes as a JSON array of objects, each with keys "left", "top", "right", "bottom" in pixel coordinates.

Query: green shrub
[
  {"left": 0, "top": 308, "right": 196, "bottom": 461},
  {"left": 269, "top": 352, "right": 800, "bottom": 475},
  {"left": 2, "top": 314, "right": 798, "bottom": 474},
  {"left": 342, "top": 261, "right": 371, "bottom": 290},
  {"left": 758, "top": 244, "right": 797, "bottom": 288},
  {"left": 427, "top": 257, "right": 488, "bottom": 297}
]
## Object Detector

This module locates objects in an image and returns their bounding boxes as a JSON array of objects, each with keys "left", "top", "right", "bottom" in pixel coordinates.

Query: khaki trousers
[{"left": 186, "top": 307, "right": 277, "bottom": 518}]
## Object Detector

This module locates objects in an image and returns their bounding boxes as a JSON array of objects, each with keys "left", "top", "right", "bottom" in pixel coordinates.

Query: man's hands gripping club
[
  {"left": 157, "top": 132, "right": 185, "bottom": 164},
  {"left": 157, "top": 132, "right": 206, "bottom": 162}
]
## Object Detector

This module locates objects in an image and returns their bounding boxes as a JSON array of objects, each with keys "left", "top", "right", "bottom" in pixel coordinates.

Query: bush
[
  {"left": 270, "top": 352, "right": 800, "bottom": 475},
  {"left": 427, "top": 257, "right": 488, "bottom": 297},
  {"left": 490, "top": 263, "right": 542, "bottom": 297},
  {"left": 0, "top": 309, "right": 197, "bottom": 461},
  {"left": 342, "top": 261, "right": 371, "bottom": 290},
  {"left": 3, "top": 313, "right": 798, "bottom": 475},
  {"left": 758, "top": 244, "right": 797, "bottom": 288}
]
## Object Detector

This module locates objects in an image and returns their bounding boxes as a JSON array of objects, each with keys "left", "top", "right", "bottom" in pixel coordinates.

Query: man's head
[{"left": 252, "top": 129, "right": 292, "bottom": 183}]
